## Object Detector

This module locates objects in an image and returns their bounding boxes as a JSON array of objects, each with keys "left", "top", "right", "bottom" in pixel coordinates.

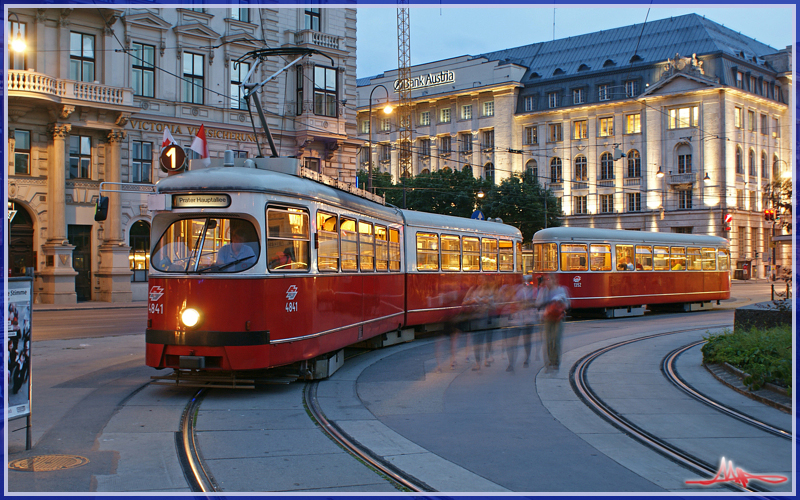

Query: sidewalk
[{"left": 33, "top": 300, "right": 147, "bottom": 312}]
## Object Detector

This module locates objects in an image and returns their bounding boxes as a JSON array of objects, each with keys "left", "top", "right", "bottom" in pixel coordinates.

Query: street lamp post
[
  {"left": 8, "top": 12, "right": 27, "bottom": 54},
  {"left": 769, "top": 158, "right": 789, "bottom": 280},
  {"left": 368, "top": 84, "right": 392, "bottom": 193}
]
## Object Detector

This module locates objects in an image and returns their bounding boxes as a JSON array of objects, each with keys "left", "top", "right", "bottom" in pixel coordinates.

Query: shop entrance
[{"left": 8, "top": 202, "right": 35, "bottom": 277}]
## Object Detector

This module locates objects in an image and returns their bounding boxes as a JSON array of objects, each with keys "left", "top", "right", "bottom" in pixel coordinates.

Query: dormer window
[
  {"left": 603, "top": 59, "right": 615, "bottom": 67},
  {"left": 553, "top": 68, "right": 565, "bottom": 76},
  {"left": 629, "top": 54, "right": 643, "bottom": 63},
  {"left": 578, "top": 64, "right": 590, "bottom": 72}
]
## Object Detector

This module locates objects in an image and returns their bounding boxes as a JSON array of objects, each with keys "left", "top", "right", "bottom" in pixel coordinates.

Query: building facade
[
  {"left": 356, "top": 14, "right": 792, "bottom": 279},
  {"left": 7, "top": 7, "right": 359, "bottom": 302}
]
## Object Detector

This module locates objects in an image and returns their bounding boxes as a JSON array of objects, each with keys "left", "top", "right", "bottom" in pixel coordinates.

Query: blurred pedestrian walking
[{"left": 536, "top": 274, "right": 570, "bottom": 372}]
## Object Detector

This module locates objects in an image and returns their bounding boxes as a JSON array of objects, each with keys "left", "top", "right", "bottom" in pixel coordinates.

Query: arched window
[
  {"left": 461, "top": 164, "right": 472, "bottom": 176},
  {"left": 748, "top": 149, "right": 756, "bottom": 176},
  {"left": 525, "top": 159, "right": 538, "bottom": 183},
  {"left": 574, "top": 155, "right": 587, "bottom": 181},
  {"left": 626, "top": 149, "right": 641, "bottom": 178},
  {"left": 772, "top": 154, "right": 780, "bottom": 178},
  {"left": 550, "top": 157, "right": 562, "bottom": 183},
  {"left": 419, "top": 168, "right": 430, "bottom": 176},
  {"left": 599, "top": 152, "right": 614, "bottom": 180},
  {"left": 129, "top": 220, "right": 151, "bottom": 282},
  {"left": 735, "top": 146, "right": 743, "bottom": 174},
  {"left": 484, "top": 162, "right": 495, "bottom": 184},
  {"left": 761, "top": 151, "right": 768, "bottom": 178}
]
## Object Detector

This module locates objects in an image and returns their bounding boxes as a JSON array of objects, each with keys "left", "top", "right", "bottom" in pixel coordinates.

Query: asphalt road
[{"left": 31, "top": 307, "right": 148, "bottom": 341}]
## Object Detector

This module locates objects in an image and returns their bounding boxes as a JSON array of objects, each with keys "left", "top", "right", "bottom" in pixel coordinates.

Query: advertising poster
[{"left": 7, "top": 279, "right": 32, "bottom": 419}]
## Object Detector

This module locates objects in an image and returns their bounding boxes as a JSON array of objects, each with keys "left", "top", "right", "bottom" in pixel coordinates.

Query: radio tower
[{"left": 397, "top": 6, "right": 412, "bottom": 179}]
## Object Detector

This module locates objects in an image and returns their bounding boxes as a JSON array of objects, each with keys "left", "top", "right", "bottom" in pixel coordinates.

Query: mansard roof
[{"left": 475, "top": 13, "right": 779, "bottom": 83}]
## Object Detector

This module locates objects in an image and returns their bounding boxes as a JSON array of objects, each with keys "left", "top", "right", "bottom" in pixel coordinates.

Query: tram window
[
  {"left": 375, "top": 225, "right": 389, "bottom": 271},
  {"left": 267, "top": 207, "right": 309, "bottom": 271},
  {"left": 718, "top": 249, "right": 730, "bottom": 271},
  {"left": 463, "top": 237, "right": 480, "bottom": 271},
  {"left": 417, "top": 233, "right": 440, "bottom": 271},
  {"left": 152, "top": 217, "right": 259, "bottom": 273},
  {"left": 686, "top": 247, "right": 702, "bottom": 271},
  {"left": 340, "top": 218, "right": 358, "bottom": 271},
  {"left": 359, "top": 221, "right": 375, "bottom": 271},
  {"left": 540, "top": 243, "right": 558, "bottom": 272},
  {"left": 499, "top": 240, "right": 514, "bottom": 271},
  {"left": 635, "top": 246, "right": 653, "bottom": 271},
  {"left": 516, "top": 242, "right": 524, "bottom": 273},
  {"left": 701, "top": 248, "right": 717, "bottom": 270},
  {"left": 441, "top": 235, "right": 461, "bottom": 271},
  {"left": 389, "top": 228, "right": 401, "bottom": 271},
  {"left": 589, "top": 244, "right": 611, "bottom": 271},
  {"left": 481, "top": 238, "right": 498, "bottom": 272},
  {"left": 653, "top": 246, "right": 669, "bottom": 270},
  {"left": 615, "top": 244, "right": 634, "bottom": 271},
  {"left": 316, "top": 211, "right": 339, "bottom": 272},
  {"left": 670, "top": 247, "right": 686, "bottom": 270},
  {"left": 560, "top": 243, "right": 588, "bottom": 271}
]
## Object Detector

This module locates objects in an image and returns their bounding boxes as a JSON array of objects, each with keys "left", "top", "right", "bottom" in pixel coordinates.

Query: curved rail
[
  {"left": 304, "top": 381, "right": 433, "bottom": 493},
  {"left": 569, "top": 325, "right": 777, "bottom": 494},
  {"left": 177, "top": 388, "right": 219, "bottom": 493},
  {"left": 662, "top": 341, "right": 792, "bottom": 440}
]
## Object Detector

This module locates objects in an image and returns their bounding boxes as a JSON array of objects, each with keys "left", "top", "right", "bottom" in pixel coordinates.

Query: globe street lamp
[{"left": 368, "top": 84, "right": 392, "bottom": 193}]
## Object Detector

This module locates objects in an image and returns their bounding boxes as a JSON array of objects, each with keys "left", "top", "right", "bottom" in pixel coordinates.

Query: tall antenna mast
[{"left": 397, "top": 6, "right": 412, "bottom": 179}]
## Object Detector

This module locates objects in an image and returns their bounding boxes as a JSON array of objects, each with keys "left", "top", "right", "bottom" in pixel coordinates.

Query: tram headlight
[{"left": 181, "top": 308, "right": 202, "bottom": 328}]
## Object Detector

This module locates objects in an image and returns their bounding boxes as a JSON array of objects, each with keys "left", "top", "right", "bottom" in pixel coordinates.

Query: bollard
[{"left": 771, "top": 284, "right": 774, "bottom": 301}]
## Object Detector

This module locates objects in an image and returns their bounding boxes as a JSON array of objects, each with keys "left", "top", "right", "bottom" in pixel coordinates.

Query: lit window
[
  {"left": 772, "top": 117, "right": 779, "bottom": 138},
  {"left": 361, "top": 120, "right": 370, "bottom": 134},
  {"left": 129, "top": 221, "right": 151, "bottom": 282},
  {"left": 380, "top": 118, "right": 391, "bottom": 132},
  {"left": 524, "top": 126, "right": 537, "bottom": 145},
  {"left": 668, "top": 106, "right": 699, "bottom": 129},
  {"left": 419, "top": 111, "right": 430, "bottom": 126},
  {"left": 440, "top": 107, "right": 451, "bottom": 123},
  {"left": 549, "top": 157, "right": 562, "bottom": 183},
  {"left": 574, "top": 196, "right": 587, "bottom": 214},
  {"left": 625, "top": 114, "right": 641, "bottom": 134},
  {"left": 626, "top": 150, "right": 641, "bottom": 177},
  {"left": 548, "top": 123, "right": 562, "bottom": 142},
  {"left": 574, "top": 155, "right": 587, "bottom": 181},
  {"left": 734, "top": 107, "right": 742, "bottom": 128},
  {"left": 599, "top": 117, "right": 613, "bottom": 137},
  {"left": 573, "top": 120, "right": 587, "bottom": 140},
  {"left": 482, "top": 101, "right": 494, "bottom": 117},
  {"left": 747, "top": 110, "right": 755, "bottom": 131},
  {"left": 548, "top": 92, "right": 559, "bottom": 109},
  {"left": 461, "top": 104, "right": 472, "bottom": 120}
]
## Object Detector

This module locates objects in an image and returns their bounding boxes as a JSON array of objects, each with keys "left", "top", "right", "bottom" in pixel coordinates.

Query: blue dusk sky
[{"left": 356, "top": 6, "right": 796, "bottom": 78}]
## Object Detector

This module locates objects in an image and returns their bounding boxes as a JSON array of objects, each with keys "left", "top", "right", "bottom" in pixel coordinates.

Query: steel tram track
[
  {"left": 304, "top": 380, "right": 433, "bottom": 493},
  {"left": 663, "top": 340, "right": 792, "bottom": 440},
  {"left": 570, "top": 324, "right": 785, "bottom": 494},
  {"left": 177, "top": 388, "right": 218, "bottom": 493}
]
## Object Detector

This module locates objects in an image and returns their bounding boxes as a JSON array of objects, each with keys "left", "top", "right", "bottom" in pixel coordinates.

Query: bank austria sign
[{"left": 394, "top": 70, "right": 455, "bottom": 92}]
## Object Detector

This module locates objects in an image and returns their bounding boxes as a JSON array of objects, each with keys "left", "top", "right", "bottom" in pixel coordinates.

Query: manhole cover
[{"left": 8, "top": 455, "right": 90, "bottom": 472}]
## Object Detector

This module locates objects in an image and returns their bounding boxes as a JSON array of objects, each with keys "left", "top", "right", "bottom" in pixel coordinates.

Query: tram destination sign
[{"left": 172, "top": 194, "right": 231, "bottom": 208}]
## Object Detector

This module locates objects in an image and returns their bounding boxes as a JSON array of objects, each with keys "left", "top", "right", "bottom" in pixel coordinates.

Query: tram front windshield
[{"left": 152, "top": 217, "right": 260, "bottom": 273}]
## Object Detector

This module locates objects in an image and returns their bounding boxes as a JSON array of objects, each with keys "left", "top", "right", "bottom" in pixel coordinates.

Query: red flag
[
  {"left": 190, "top": 124, "right": 210, "bottom": 166},
  {"left": 161, "top": 126, "right": 176, "bottom": 148}
]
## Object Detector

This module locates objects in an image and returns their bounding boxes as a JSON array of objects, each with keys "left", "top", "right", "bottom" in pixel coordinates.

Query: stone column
[
  {"left": 96, "top": 130, "right": 132, "bottom": 302},
  {"left": 39, "top": 123, "right": 77, "bottom": 304}
]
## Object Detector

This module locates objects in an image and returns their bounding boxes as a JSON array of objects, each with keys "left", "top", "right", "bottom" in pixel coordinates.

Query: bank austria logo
[
  {"left": 685, "top": 457, "right": 787, "bottom": 488},
  {"left": 393, "top": 70, "right": 455, "bottom": 92},
  {"left": 286, "top": 285, "right": 298, "bottom": 301},
  {"left": 149, "top": 285, "right": 165, "bottom": 302}
]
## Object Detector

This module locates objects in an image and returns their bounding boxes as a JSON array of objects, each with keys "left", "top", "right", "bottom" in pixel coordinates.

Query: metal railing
[{"left": 8, "top": 70, "right": 133, "bottom": 106}]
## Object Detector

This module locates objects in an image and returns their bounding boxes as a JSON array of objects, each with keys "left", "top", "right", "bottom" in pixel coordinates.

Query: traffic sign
[
  {"left": 159, "top": 144, "right": 186, "bottom": 173},
  {"left": 471, "top": 210, "right": 485, "bottom": 220}
]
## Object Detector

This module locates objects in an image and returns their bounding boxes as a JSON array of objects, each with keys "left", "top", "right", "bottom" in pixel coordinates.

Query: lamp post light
[
  {"left": 8, "top": 12, "right": 26, "bottom": 53},
  {"left": 367, "top": 84, "right": 393, "bottom": 193},
  {"left": 769, "top": 158, "right": 789, "bottom": 279}
]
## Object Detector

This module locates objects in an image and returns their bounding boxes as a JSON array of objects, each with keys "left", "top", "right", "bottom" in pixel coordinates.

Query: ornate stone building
[
  {"left": 7, "top": 7, "right": 358, "bottom": 302},
  {"left": 356, "top": 14, "right": 792, "bottom": 279}
]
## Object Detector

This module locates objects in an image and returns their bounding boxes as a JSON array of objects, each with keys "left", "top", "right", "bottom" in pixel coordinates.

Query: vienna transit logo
[{"left": 685, "top": 457, "right": 788, "bottom": 488}]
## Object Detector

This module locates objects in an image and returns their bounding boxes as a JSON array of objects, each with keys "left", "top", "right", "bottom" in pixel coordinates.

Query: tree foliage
[
  {"left": 762, "top": 178, "right": 793, "bottom": 232},
  {"left": 357, "top": 169, "right": 562, "bottom": 243}
]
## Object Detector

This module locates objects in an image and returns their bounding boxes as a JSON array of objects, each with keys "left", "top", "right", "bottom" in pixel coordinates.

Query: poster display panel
[{"left": 7, "top": 278, "right": 33, "bottom": 419}]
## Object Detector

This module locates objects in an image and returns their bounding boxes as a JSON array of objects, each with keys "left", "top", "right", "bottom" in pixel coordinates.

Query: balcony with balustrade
[
  {"left": 667, "top": 172, "right": 697, "bottom": 186},
  {"left": 294, "top": 30, "right": 341, "bottom": 51},
  {"left": 8, "top": 70, "right": 135, "bottom": 109}
]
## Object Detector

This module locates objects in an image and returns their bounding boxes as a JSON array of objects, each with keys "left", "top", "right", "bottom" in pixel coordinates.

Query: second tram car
[
  {"left": 531, "top": 227, "right": 731, "bottom": 316},
  {"left": 143, "top": 157, "right": 522, "bottom": 376}
]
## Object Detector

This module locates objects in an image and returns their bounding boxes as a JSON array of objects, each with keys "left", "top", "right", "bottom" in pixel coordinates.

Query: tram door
[
  {"left": 8, "top": 203, "right": 35, "bottom": 276},
  {"left": 68, "top": 225, "right": 92, "bottom": 301}
]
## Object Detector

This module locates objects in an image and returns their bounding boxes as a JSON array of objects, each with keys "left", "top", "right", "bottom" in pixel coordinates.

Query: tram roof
[
  {"left": 400, "top": 210, "right": 522, "bottom": 239},
  {"left": 155, "top": 166, "right": 404, "bottom": 222},
  {"left": 532, "top": 227, "right": 728, "bottom": 247}
]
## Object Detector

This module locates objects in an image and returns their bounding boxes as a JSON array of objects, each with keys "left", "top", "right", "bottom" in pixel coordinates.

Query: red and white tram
[
  {"left": 531, "top": 227, "right": 731, "bottom": 316},
  {"left": 144, "top": 158, "right": 522, "bottom": 376}
]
